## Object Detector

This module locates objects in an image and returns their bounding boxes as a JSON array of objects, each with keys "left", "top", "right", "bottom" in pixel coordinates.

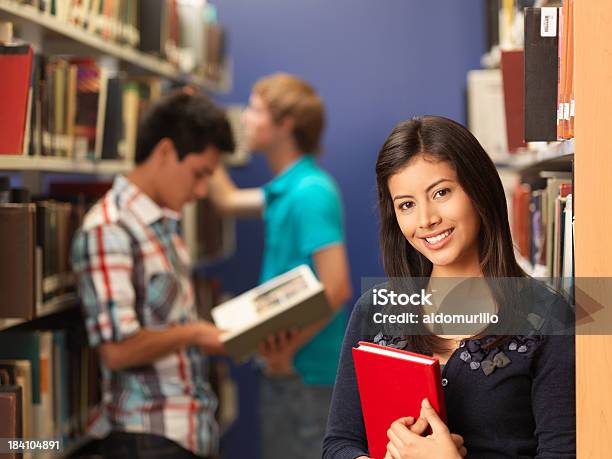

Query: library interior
[{"left": 0, "top": 1, "right": 610, "bottom": 458}]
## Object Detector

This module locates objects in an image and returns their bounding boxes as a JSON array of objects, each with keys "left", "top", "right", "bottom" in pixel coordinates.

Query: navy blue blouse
[{"left": 322, "top": 287, "right": 576, "bottom": 459}]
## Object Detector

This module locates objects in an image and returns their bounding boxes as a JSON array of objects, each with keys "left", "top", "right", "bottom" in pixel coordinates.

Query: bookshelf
[
  {"left": 486, "top": 0, "right": 612, "bottom": 455},
  {"left": 0, "top": 155, "right": 131, "bottom": 174},
  {"left": 495, "top": 138, "right": 575, "bottom": 172},
  {"left": 0, "top": 1, "right": 233, "bottom": 454},
  {"left": 0, "top": 294, "right": 78, "bottom": 332},
  {"left": 0, "top": 0, "right": 231, "bottom": 93},
  {"left": 574, "top": 0, "right": 612, "bottom": 457}
]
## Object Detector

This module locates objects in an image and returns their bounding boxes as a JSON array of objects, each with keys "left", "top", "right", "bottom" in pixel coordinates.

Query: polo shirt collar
[{"left": 264, "top": 155, "right": 315, "bottom": 196}]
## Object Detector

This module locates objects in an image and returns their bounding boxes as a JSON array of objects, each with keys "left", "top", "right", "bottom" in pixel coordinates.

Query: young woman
[{"left": 322, "top": 116, "right": 575, "bottom": 459}]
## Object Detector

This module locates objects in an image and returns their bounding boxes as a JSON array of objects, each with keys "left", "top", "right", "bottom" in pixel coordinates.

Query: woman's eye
[
  {"left": 399, "top": 201, "right": 415, "bottom": 210},
  {"left": 434, "top": 188, "right": 451, "bottom": 199}
]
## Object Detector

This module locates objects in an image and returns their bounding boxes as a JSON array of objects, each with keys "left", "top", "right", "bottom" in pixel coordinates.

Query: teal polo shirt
[{"left": 260, "top": 155, "right": 347, "bottom": 386}]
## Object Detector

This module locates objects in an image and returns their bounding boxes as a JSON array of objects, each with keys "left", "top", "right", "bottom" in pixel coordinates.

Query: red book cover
[
  {"left": 0, "top": 44, "right": 33, "bottom": 155},
  {"left": 559, "top": 183, "right": 573, "bottom": 198},
  {"left": 352, "top": 341, "right": 446, "bottom": 459},
  {"left": 501, "top": 49, "right": 526, "bottom": 152},
  {"left": 512, "top": 182, "right": 532, "bottom": 259}
]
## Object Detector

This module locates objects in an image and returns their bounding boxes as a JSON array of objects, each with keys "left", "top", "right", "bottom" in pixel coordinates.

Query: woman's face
[{"left": 387, "top": 155, "right": 481, "bottom": 271}]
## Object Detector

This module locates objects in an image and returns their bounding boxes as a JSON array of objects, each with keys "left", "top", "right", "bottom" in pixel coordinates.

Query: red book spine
[{"left": 0, "top": 44, "right": 33, "bottom": 155}]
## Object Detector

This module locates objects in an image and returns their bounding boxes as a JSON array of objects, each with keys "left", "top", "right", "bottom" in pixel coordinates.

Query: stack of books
[
  {"left": 512, "top": 171, "right": 573, "bottom": 284},
  {"left": 469, "top": 3, "right": 576, "bottom": 162},
  {"left": 0, "top": 177, "right": 111, "bottom": 320}
]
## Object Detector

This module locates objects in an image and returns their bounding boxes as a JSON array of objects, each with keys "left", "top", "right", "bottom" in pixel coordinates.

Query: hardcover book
[
  {"left": 211, "top": 265, "right": 331, "bottom": 361},
  {"left": 352, "top": 341, "right": 446, "bottom": 459}
]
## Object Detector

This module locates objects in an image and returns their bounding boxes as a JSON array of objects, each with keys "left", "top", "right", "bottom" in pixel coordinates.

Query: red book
[
  {"left": 559, "top": 183, "right": 573, "bottom": 198},
  {"left": 353, "top": 341, "right": 446, "bottom": 459},
  {"left": 501, "top": 49, "right": 526, "bottom": 152},
  {"left": 0, "top": 44, "right": 33, "bottom": 155}
]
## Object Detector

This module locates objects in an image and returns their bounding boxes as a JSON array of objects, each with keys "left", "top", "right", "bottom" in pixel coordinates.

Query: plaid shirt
[{"left": 71, "top": 175, "right": 218, "bottom": 456}]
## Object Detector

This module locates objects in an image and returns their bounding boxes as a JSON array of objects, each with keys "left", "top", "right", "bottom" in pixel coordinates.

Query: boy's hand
[
  {"left": 258, "top": 328, "right": 301, "bottom": 375},
  {"left": 190, "top": 321, "right": 226, "bottom": 355}
]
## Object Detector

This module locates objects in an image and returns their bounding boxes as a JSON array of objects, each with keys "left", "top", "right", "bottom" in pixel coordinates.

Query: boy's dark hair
[{"left": 135, "top": 90, "right": 235, "bottom": 164}]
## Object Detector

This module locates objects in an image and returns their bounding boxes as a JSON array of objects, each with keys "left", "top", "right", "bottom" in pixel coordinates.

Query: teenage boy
[
  {"left": 209, "top": 73, "right": 352, "bottom": 459},
  {"left": 71, "top": 91, "right": 235, "bottom": 459}
]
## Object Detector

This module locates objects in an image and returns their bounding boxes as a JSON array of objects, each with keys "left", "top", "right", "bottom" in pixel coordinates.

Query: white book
[
  {"left": 212, "top": 265, "right": 331, "bottom": 361},
  {"left": 93, "top": 67, "right": 109, "bottom": 160},
  {"left": 562, "top": 194, "right": 574, "bottom": 292}
]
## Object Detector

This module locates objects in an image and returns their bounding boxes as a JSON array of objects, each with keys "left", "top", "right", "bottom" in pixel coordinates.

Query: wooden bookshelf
[
  {"left": 0, "top": 1, "right": 230, "bottom": 452},
  {"left": 0, "top": 155, "right": 131, "bottom": 174},
  {"left": 495, "top": 138, "right": 575, "bottom": 171},
  {"left": 574, "top": 0, "right": 612, "bottom": 457},
  {"left": 0, "top": 293, "right": 79, "bottom": 332},
  {"left": 0, "top": 0, "right": 230, "bottom": 93}
]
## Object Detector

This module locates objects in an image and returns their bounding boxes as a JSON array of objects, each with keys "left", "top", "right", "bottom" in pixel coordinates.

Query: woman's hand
[{"left": 385, "top": 398, "right": 467, "bottom": 459}]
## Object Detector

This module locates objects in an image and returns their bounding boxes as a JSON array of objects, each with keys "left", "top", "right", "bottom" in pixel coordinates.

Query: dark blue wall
[{"left": 207, "top": 1, "right": 485, "bottom": 457}]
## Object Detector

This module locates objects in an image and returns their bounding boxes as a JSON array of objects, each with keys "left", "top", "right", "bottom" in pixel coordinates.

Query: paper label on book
[
  {"left": 563, "top": 102, "right": 570, "bottom": 120},
  {"left": 212, "top": 265, "right": 320, "bottom": 332},
  {"left": 558, "top": 104, "right": 563, "bottom": 124},
  {"left": 570, "top": 99, "right": 575, "bottom": 117},
  {"left": 541, "top": 7, "right": 558, "bottom": 37}
]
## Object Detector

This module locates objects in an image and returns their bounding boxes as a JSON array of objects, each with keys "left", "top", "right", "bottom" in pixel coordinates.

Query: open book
[{"left": 211, "top": 265, "right": 331, "bottom": 361}]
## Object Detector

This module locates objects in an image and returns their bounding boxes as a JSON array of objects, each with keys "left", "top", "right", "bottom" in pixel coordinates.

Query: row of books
[
  {"left": 511, "top": 171, "right": 574, "bottom": 283},
  {"left": 0, "top": 177, "right": 111, "bottom": 320},
  {"left": 524, "top": 5, "right": 575, "bottom": 143},
  {"left": 15, "top": 0, "right": 140, "bottom": 47},
  {"left": 10, "top": 0, "right": 228, "bottom": 78},
  {"left": 0, "top": 41, "right": 162, "bottom": 158},
  {"left": 557, "top": 0, "right": 575, "bottom": 140},
  {"left": 0, "top": 328, "right": 100, "bottom": 454},
  {"left": 484, "top": 0, "right": 532, "bottom": 54},
  {"left": 469, "top": 4, "right": 575, "bottom": 162},
  {"left": 140, "top": 0, "right": 227, "bottom": 78}
]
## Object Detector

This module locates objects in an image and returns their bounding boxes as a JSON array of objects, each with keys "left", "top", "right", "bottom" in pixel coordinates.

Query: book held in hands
[
  {"left": 353, "top": 341, "right": 446, "bottom": 459},
  {"left": 211, "top": 265, "right": 331, "bottom": 361}
]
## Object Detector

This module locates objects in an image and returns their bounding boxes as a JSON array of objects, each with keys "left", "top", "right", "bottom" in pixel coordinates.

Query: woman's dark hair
[
  {"left": 375, "top": 116, "right": 526, "bottom": 353},
  {"left": 135, "top": 90, "right": 235, "bottom": 164}
]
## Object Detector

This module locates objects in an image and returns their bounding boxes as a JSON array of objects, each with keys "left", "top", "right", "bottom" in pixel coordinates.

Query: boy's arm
[
  {"left": 73, "top": 224, "right": 225, "bottom": 372},
  {"left": 314, "top": 243, "right": 353, "bottom": 312},
  {"left": 98, "top": 320, "right": 225, "bottom": 370},
  {"left": 208, "top": 164, "right": 265, "bottom": 217},
  {"left": 260, "top": 243, "right": 352, "bottom": 374}
]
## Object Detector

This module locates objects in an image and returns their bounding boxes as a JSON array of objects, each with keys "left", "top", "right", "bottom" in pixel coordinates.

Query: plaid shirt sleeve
[{"left": 71, "top": 224, "right": 141, "bottom": 347}]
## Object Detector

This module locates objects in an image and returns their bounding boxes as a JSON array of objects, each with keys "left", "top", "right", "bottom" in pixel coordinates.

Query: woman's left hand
[{"left": 385, "top": 398, "right": 467, "bottom": 459}]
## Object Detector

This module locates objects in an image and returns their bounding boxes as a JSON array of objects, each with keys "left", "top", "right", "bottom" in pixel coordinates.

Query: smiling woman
[
  {"left": 388, "top": 158, "right": 481, "bottom": 275},
  {"left": 375, "top": 116, "right": 521, "bottom": 281},
  {"left": 323, "top": 116, "right": 575, "bottom": 459}
]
